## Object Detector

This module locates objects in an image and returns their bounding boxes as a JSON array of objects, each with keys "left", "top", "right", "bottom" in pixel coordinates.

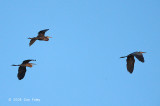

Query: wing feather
[
  {"left": 134, "top": 54, "right": 144, "bottom": 62},
  {"left": 126, "top": 55, "right": 135, "bottom": 73},
  {"left": 37, "top": 29, "right": 49, "bottom": 37},
  {"left": 29, "top": 38, "right": 37, "bottom": 46},
  {"left": 17, "top": 66, "right": 26, "bottom": 80}
]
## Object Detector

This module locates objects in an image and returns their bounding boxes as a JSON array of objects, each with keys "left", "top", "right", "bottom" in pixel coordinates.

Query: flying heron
[
  {"left": 120, "top": 51, "right": 146, "bottom": 73},
  {"left": 28, "top": 29, "right": 52, "bottom": 46},
  {"left": 12, "top": 59, "right": 36, "bottom": 80}
]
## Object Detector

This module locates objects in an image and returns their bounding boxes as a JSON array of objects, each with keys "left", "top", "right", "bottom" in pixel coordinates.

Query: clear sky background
[{"left": 0, "top": 0, "right": 160, "bottom": 106}]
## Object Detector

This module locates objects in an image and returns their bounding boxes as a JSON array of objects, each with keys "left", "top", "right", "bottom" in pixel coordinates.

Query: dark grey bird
[
  {"left": 28, "top": 29, "right": 52, "bottom": 46},
  {"left": 120, "top": 52, "right": 146, "bottom": 73},
  {"left": 12, "top": 59, "right": 36, "bottom": 80}
]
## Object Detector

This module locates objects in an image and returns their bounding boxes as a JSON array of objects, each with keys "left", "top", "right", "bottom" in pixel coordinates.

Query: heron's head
[
  {"left": 139, "top": 51, "right": 146, "bottom": 54},
  {"left": 46, "top": 36, "right": 52, "bottom": 38}
]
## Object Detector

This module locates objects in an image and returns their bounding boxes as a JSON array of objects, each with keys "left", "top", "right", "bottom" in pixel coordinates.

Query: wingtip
[
  {"left": 128, "top": 70, "right": 133, "bottom": 74},
  {"left": 18, "top": 78, "right": 22, "bottom": 80},
  {"left": 44, "top": 29, "right": 49, "bottom": 31}
]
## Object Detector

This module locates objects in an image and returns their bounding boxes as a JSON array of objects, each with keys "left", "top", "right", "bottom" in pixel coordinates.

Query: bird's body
[
  {"left": 12, "top": 59, "right": 36, "bottom": 80},
  {"left": 28, "top": 29, "right": 52, "bottom": 46},
  {"left": 120, "top": 52, "right": 146, "bottom": 73}
]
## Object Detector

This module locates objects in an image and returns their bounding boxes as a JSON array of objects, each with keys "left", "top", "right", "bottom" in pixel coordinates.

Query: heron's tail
[
  {"left": 11, "top": 64, "right": 19, "bottom": 66},
  {"left": 120, "top": 56, "right": 127, "bottom": 58}
]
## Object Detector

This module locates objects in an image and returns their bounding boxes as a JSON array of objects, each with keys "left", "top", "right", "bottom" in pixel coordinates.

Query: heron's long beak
[
  {"left": 141, "top": 52, "right": 146, "bottom": 53},
  {"left": 48, "top": 37, "right": 52, "bottom": 38}
]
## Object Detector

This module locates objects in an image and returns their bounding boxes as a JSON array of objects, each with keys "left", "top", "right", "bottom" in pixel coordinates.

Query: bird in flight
[
  {"left": 120, "top": 51, "right": 146, "bottom": 73},
  {"left": 12, "top": 59, "right": 36, "bottom": 80},
  {"left": 28, "top": 29, "right": 52, "bottom": 46}
]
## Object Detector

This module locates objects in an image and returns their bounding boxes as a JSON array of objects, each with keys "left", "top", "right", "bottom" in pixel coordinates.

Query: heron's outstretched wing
[
  {"left": 37, "top": 29, "right": 49, "bottom": 37},
  {"left": 22, "top": 59, "right": 36, "bottom": 64},
  {"left": 29, "top": 38, "right": 37, "bottom": 46},
  {"left": 17, "top": 66, "right": 26, "bottom": 80},
  {"left": 133, "top": 53, "right": 144, "bottom": 62},
  {"left": 126, "top": 55, "right": 135, "bottom": 73}
]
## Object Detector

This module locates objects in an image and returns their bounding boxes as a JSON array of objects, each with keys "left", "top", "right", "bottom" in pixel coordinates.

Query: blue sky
[{"left": 0, "top": 0, "right": 160, "bottom": 106}]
